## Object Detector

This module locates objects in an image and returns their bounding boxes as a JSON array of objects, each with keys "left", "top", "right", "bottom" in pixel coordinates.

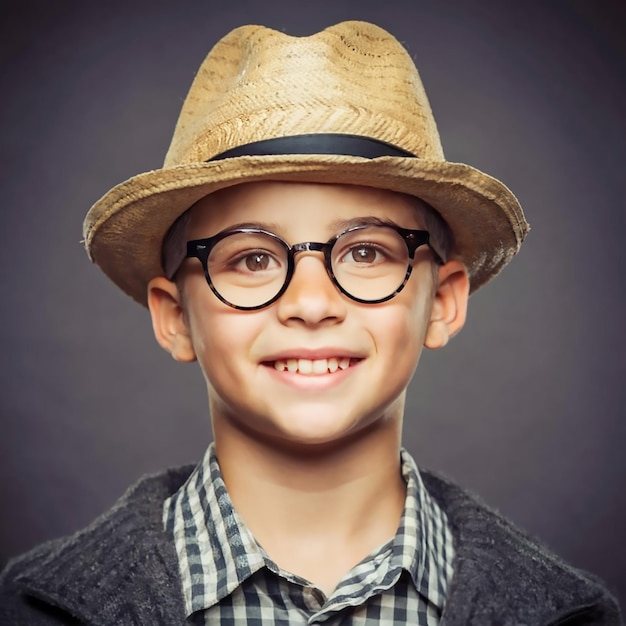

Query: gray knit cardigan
[{"left": 0, "top": 466, "right": 621, "bottom": 625}]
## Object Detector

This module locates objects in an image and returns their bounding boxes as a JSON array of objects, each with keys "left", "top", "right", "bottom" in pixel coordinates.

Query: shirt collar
[
  {"left": 395, "top": 449, "right": 455, "bottom": 609},
  {"left": 164, "top": 444, "right": 454, "bottom": 617},
  {"left": 163, "top": 444, "right": 267, "bottom": 614}
]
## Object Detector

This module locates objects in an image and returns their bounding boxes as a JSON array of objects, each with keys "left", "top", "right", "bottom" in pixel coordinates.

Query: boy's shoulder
[
  {"left": 0, "top": 466, "right": 193, "bottom": 625},
  {"left": 423, "top": 471, "right": 621, "bottom": 625},
  {"left": 1, "top": 465, "right": 621, "bottom": 626}
]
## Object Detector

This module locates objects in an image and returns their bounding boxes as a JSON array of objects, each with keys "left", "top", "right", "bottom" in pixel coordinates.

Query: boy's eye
[
  {"left": 339, "top": 244, "right": 385, "bottom": 265},
  {"left": 232, "top": 250, "right": 281, "bottom": 273},
  {"left": 245, "top": 252, "right": 270, "bottom": 271},
  {"left": 348, "top": 245, "right": 379, "bottom": 263},
  {"left": 208, "top": 231, "right": 287, "bottom": 282}
]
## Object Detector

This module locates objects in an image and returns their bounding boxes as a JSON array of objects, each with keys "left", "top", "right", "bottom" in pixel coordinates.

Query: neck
[{"left": 212, "top": 415, "right": 406, "bottom": 594}]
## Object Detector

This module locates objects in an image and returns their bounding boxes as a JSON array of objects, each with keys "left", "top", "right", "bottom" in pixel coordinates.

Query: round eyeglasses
[{"left": 185, "top": 224, "right": 436, "bottom": 310}]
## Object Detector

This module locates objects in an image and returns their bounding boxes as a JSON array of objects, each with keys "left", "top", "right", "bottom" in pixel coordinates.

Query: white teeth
[
  {"left": 271, "top": 357, "right": 354, "bottom": 374},
  {"left": 297, "top": 359, "right": 313, "bottom": 374},
  {"left": 312, "top": 359, "right": 328, "bottom": 374}
]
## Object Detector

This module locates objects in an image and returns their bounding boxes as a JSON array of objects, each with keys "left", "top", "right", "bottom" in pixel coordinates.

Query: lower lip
[{"left": 261, "top": 360, "right": 362, "bottom": 391}]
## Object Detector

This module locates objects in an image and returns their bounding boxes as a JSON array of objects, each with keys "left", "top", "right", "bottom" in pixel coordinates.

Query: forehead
[{"left": 186, "top": 181, "right": 426, "bottom": 239}]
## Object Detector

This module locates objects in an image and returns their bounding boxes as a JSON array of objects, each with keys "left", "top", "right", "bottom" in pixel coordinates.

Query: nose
[{"left": 275, "top": 251, "right": 347, "bottom": 326}]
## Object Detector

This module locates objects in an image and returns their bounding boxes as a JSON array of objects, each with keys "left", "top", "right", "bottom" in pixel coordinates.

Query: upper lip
[{"left": 261, "top": 348, "right": 366, "bottom": 362}]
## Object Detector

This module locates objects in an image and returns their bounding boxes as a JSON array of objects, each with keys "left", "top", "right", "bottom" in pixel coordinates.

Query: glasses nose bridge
[
  {"left": 291, "top": 241, "right": 328, "bottom": 255},
  {"left": 289, "top": 240, "right": 331, "bottom": 267},
  {"left": 287, "top": 240, "right": 334, "bottom": 284}
]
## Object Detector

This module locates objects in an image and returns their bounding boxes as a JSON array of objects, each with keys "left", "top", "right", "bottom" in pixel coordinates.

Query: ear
[
  {"left": 147, "top": 276, "right": 197, "bottom": 362},
  {"left": 424, "top": 260, "right": 470, "bottom": 350}
]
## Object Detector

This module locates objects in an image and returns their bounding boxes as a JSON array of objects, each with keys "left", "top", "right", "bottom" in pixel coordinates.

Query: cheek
[
  {"left": 381, "top": 292, "right": 431, "bottom": 345},
  {"left": 185, "top": 294, "right": 268, "bottom": 382},
  {"left": 369, "top": 288, "right": 433, "bottom": 375}
]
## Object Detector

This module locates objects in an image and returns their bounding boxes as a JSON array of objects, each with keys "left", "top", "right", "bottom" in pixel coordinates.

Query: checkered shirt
[{"left": 163, "top": 445, "right": 455, "bottom": 625}]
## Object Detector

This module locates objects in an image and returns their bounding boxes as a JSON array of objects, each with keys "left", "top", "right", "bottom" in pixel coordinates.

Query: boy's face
[{"left": 149, "top": 182, "right": 468, "bottom": 450}]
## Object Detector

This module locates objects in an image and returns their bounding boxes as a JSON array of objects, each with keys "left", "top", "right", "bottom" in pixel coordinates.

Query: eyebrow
[
  {"left": 327, "top": 216, "right": 404, "bottom": 231},
  {"left": 220, "top": 216, "right": 405, "bottom": 236},
  {"left": 220, "top": 221, "right": 283, "bottom": 232}
]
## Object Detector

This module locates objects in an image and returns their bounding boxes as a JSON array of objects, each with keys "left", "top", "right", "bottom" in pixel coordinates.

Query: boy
[{"left": 0, "top": 20, "right": 620, "bottom": 626}]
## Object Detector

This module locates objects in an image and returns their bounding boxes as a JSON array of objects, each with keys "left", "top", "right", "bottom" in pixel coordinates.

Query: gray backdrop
[{"left": 2, "top": 0, "right": 625, "bottom": 608}]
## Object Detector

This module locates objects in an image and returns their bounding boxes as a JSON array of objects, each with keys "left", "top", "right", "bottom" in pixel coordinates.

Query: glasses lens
[
  {"left": 331, "top": 226, "right": 410, "bottom": 301},
  {"left": 207, "top": 231, "right": 288, "bottom": 308}
]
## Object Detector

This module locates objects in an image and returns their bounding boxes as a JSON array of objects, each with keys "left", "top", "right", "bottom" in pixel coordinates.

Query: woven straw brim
[{"left": 84, "top": 154, "right": 528, "bottom": 307}]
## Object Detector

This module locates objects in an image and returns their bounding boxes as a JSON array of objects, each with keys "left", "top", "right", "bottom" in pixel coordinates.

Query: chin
[
  {"left": 275, "top": 421, "right": 356, "bottom": 446},
  {"left": 263, "top": 410, "right": 380, "bottom": 450}
]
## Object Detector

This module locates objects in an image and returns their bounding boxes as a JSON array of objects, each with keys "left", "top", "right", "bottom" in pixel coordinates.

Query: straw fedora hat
[{"left": 83, "top": 20, "right": 529, "bottom": 306}]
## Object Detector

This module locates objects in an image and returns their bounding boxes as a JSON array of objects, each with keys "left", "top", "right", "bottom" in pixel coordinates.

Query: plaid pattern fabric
[{"left": 164, "top": 445, "right": 455, "bottom": 625}]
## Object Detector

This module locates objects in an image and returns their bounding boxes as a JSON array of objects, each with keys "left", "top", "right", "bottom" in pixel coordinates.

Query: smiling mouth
[{"left": 268, "top": 357, "right": 360, "bottom": 375}]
